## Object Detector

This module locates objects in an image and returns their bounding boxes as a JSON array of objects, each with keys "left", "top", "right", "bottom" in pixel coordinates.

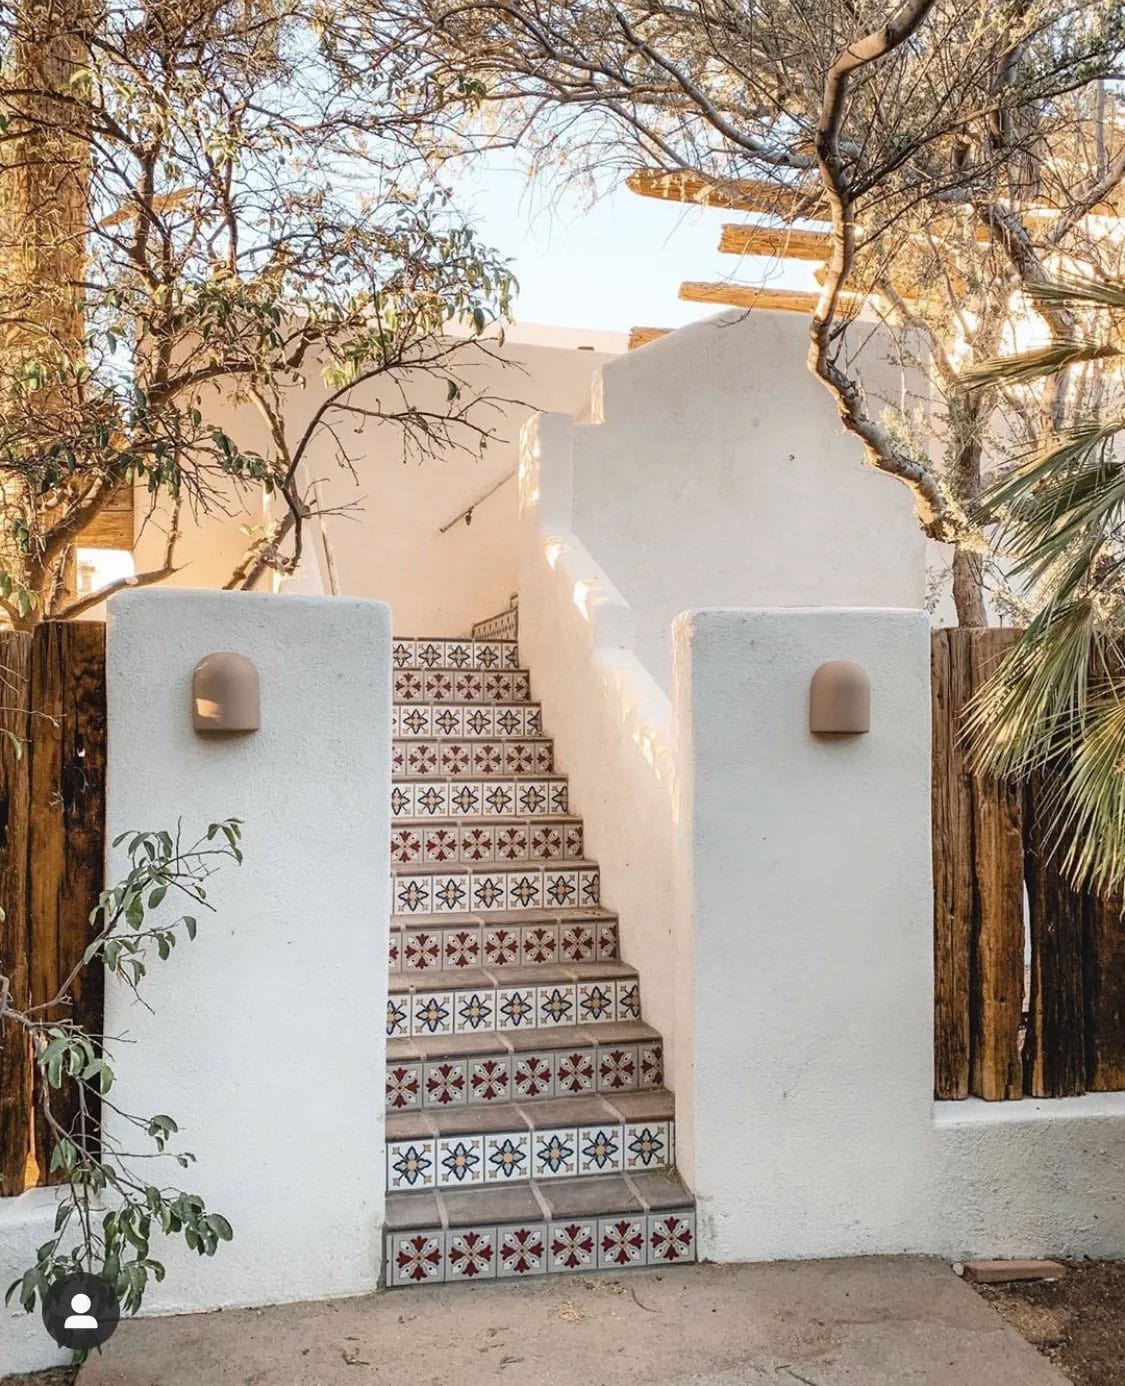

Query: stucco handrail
[{"left": 438, "top": 468, "right": 516, "bottom": 534}]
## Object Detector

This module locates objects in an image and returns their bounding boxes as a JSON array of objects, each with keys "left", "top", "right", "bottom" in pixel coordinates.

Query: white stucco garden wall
[
  {"left": 110, "top": 327, "right": 619, "bottom": 635},
  {"left": 570, "top": 310, "right": 926, "bottom": 692},
  {"left": 101, "top": 591, "right": 390, "bottom": 1315}
]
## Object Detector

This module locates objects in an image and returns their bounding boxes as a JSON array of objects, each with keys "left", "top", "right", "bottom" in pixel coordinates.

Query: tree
[
  {"left": 394, "top": 0, "right": 1125, "bottom": 623},
  {"left": 2, "top": 821, "right": 242, "bottom": 1336},
  {"left": 966, "top": 274, "right": 1125, "bottom": 894},
  {"left": 0, "top": 0, "right": 513, "bottom": 628}
]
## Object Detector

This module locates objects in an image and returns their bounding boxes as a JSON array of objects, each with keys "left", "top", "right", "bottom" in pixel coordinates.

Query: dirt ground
[
  {"left": 975, "top": 1261, "right": 1125, "bottom": 1386},
  {"left": 0, "top": 1372, "right": 76, "bottom": 1386}
]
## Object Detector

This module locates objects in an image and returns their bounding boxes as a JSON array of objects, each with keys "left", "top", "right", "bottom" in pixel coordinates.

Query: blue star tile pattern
[{"left": 486, "top": 1135, "right": 529, "bottom": 1182}]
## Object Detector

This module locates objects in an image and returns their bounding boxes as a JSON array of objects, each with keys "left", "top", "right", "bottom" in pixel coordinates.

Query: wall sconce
[
  {"left": 192, "top": 653, "right": 260, "bottom": 735},
  {"left": 809, "top": 660, "right": 870, "bottom": 735}
]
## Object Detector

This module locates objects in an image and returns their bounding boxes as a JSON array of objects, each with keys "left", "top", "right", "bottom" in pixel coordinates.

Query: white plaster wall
[
  {"left": 518, "top": 414, "right": 680, "bottom": 1077},
  {"left": 102, "top": 589, "right": 390, "bottom": 1315},
  {"left": 0, "top": 1191, "right": 68, "bottom": 1374},
  {"left": 572, "top": 311, "right": 927, "bottom": 691},
  {"left": 101, "top": 329, "right": 616, "bottom": 634},
  {"left": 672, "top": 607, "right": 936, "bottom": 1260}
]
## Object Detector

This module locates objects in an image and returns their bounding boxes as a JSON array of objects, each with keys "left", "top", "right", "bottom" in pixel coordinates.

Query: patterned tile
[
  {"left": 442, "top": 929, "right": 481, "bottom": 970},
  {"left": 386, "top": 1063, "right": 421, "bottom": 1111},
  {"left": 544, "top": 870, "right": 579, "bottom": 909},
  {"left": 387, "top": 1139, "right": 436, "bottom": 1191},
  {"left": 484, "top": 928, "right": 521, "bottom": 968},
  {"left": 436, "top": 1135, "right": 484, "bottom": 1187},
  {"left": 391, "top": 828, "right": 422, "bottom": 864},
  {"left": 577, "top": 981, "right": 617, "bottom": 1025},
  {"left": 647, "top": 1210, "right": 695, "bottom": 1264},
  {"left": 461, "top": 827, "right": 494, "bottom": 862},
  {"left": 532, "top": 1128, "right": 579, "bottom": 1179},
  {"left": 445, "top": 1226, "right": 496, "bottom": 1280},
  {"left": 512, "top": 1052, "right": 554, "bottom": 1100},
  {"left": 496, "top": 1223, "right": 545, "bottom": 1277},
  {"left": 554, "top": 1049, "right": 596, "bottom": 1095},
  {"left": 485, "top": 1133, "right": 530, "bottom": 1183},
  {"left": 624, "top": 1121, "right": 671, "bottom": 1171},
  {"left": 597, "top": 1045, "right": 638, "bottom": 1093},
  {"left": 548, "top": 1220, "right": 597, "bottom": 1273},
  {"left": 432, "top": 875, "right": 470, "bottom": 913},
  {"left": 469, "top": 1056, "right": 510, "bottom": 1104},
  {"left": 537, "top": 984, "right": 577, "bottom": 1029},
  {"left": 639, "top": 1042, "right": 664, "bottom": 1087},
  {"left": 411, "top": 992, "right": 454, "bottom": 1037},
  {"left": 560, "top": 923, "right": 596, "bottom": 963},
  {"left": 399, "top": 707, "right": 431, "bottom": 737},
  {"left": 578, "top": 1125, "right": 623, "bottom": 1175},
  {"left": 389, "top": 1230, "right": 444, "bottom": 1286},
  {"left": 598, "top": 1216, "right": 646, "bottom": 1269},
  {"left": 386, "top": 997, "right": 409, "bottom": 1039},
  {"left": 597, "top": 919, "right": 619, "bottom": 960},
  {"left": 423, "top": 1060, "right": 467, "bottom": 1108},
  {"left": 455, "top": 991, "right": 495, "bottom": 1034},
  {"left": 616, "top": 979, "right": 642, "bottom": 1022},
  {"left": 522, "top": 925, "right": 558, "bottom": 965},
  {"left": 403, "top": 930, "right": 441, "bottom": 972},
  {"left": 423, "top": 827, "right": 458, "bottom": 862},
  {"left": 496, "top": 987, "right": 537, "bottom": 1031}
]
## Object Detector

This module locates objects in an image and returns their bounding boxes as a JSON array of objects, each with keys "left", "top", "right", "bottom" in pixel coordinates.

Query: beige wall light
[
  {"left": 192, "top": 652, "right": 260, "bottom": 734},
  {"left": 809, "top": 660, "right": 870, "bottom": 735}
]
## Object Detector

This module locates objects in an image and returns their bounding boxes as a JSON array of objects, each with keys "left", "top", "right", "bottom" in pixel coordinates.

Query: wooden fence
[
  {"left": 0, "top": 622, "right": 106, "bottom": 1194},
  {"left": 933, "top": 627, "right": 1125, "bottom": 1101}
]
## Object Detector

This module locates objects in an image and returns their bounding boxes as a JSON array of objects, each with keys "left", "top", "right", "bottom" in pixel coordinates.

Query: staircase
[{"left": 384, "top": 631, "right": 695, "bottom": 1285}]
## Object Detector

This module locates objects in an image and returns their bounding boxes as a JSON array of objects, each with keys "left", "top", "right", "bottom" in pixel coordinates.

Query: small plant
[{"left": 1, "top": 819, "right": 243, "bottom": 1342}]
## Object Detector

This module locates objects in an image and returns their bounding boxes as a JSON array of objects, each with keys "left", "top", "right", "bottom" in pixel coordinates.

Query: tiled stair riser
[
  {"left": 387, "top": 1120, "right": 674, "bottom": 1194},
  {"left": 395, "top": 670, "right": 532, "bottom": 704},
  {"left": 388, "top": 976, "right": 640, "bottom": 1039},
  {"left": 387, "top": 1039, "right": 664, "bottom": 1112},
  {"left": 393, "top": 639, "right": 520, "bottom": 671},
  {"left": 393, "top": 738, "right": 554, "bottom": 776},
  {"left": 392, "top": 779, "right": 569, "bottom": 820},
  {"left": 391, "top": 917, "right": 617, "bottom": 973},
  {"left": 391, "top": 819, "right": 583, "bottom": 866},
  {"left": 393, "top": 865, "right": 600, "bottom": 916},
  {"left": 388, "top": 1209, "right": 695, "bottom": 1284},
  {"left": 394, "top": 704, "right": 542, "bottom": 738},
  {"left": 470, "top": 606, "right": 518, "bottom": 642}
]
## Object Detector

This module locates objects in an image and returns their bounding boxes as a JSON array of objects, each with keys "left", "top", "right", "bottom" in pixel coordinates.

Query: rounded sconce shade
[
  {"left": 192, "top": 652, "right": 260, "bottom": 734},
  {"left": 809, "top": 660, "right": 870, "bottom": 735}
]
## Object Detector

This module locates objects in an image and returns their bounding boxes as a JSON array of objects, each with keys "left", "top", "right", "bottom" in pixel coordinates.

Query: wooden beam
[
  {"left": 719, "top": 224, "right": 830, "bottom": 261},
  {"left": 678, "top": 281, "right": 865, "bottom": 315},
  {"left": 628, "top": 326, "right": 671, "bottom": 350},
  {"left": 627, "top": 169, "right": 826, "bottom": 222}
]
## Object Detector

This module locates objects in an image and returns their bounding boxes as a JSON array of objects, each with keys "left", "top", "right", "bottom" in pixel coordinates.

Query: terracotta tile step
[
  {"left": 394, "top": 670, "right": 532, "bottom": 705},
  {"left": 385, "top": 1172, "right": 695, "bottom": 1283},
  {"left": 387, "top": 961, "right": 640, "bottom": 1039},
  {"left": 392, "top": 638, "right": 520, "bottom": 672},
  {"left": 393, "top": 738, "right": 554, "bottom": 777},
  {"left": 391, "top": 861, "right": 600, "bottom": 918},
  {"left": 392, "top": 776, "right": 569, "bottom": 820},
  {"left": 385, "top": 1089, "right": 677, "bottom": 1194},
  {"left": 391, "top": 817, "right": 584, "bottom": 867},
  {"left": 390, "top": 909, "right": 618, "bottom": 974},
  {"left": 394, "top": 703, "right": 542, "bottom": 739},
  {"left": 386, "top": 1020, "right": 664, "bottom": 1111}
]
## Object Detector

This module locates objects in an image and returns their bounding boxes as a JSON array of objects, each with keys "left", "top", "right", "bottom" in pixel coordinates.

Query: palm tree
[{"left": 966, "top": 277, "right": 1125, "bottom": 894}]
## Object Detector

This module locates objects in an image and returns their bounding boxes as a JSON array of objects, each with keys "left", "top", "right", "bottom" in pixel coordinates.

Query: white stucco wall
[
  {"left": 101, "top": 591, "right": 390, "bottom": 1315},
  {"left": 571, "top": 310, "right": 927, "bottom": 691},
  {"left": 108, "top": 327, "right": 618, "bottom": 635},
  {"left": 672, "top": 606, "right": 1125, "bottom": 1263}
]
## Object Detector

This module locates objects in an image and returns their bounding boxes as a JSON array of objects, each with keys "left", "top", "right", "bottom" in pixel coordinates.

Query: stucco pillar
[
  {"left": 102, "top": 589, "right": 390, "bottom": 1313},
  {"left": 672, "top": 606, "right": 934, "bottom": 1261}
]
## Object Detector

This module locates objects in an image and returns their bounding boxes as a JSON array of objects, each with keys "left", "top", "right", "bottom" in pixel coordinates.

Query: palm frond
[
  {"left": 1054, "top": 689, "right": 1125, "bottom": 895},
  {"left": 962, "top": 340, "right": 1120, "bottom": 391},
  {"left": 1025, "top": 276, "right": 1125, "bottom": 313}
]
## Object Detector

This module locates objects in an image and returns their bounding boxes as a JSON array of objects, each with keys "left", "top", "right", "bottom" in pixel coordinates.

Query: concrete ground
[{"left": 77, "top": 1258, "right": 1067, "bottom": 1386}]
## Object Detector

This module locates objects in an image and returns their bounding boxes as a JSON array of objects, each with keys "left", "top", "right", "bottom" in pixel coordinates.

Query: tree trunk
[
  {"left": 0, "top": 0, "right": 92, "bottom": 619},
  {"left": 952, "top": 547, "right": 987, "bottom": 627}
]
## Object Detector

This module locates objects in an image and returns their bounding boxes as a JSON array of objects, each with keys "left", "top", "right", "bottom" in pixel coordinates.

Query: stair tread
[
  {"left": 391, "top": 859, "right": 598, "bottom": 876},
  {"left": 389, "top": 959, "right": 638, "bottom": 993},
  {"left": 387, "top": 1019, "right": 661, "bottom": 1063},
  {"left": 393, "top": 772, "right": 568, "bottom": 783},
  {"left": 385, "top": 1168, "right": 693, "bottom": 1229},
  {"left": 391, "top": 906, "right": 616, "bottom": 928},
  {"left": 386, "top": 1086, "right": 676, "bottom": 1141}
]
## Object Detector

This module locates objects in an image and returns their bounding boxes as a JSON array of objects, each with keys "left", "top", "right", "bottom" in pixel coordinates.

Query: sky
[{"left": 459, "top": 153, "right": 815, "bottom": 337}]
